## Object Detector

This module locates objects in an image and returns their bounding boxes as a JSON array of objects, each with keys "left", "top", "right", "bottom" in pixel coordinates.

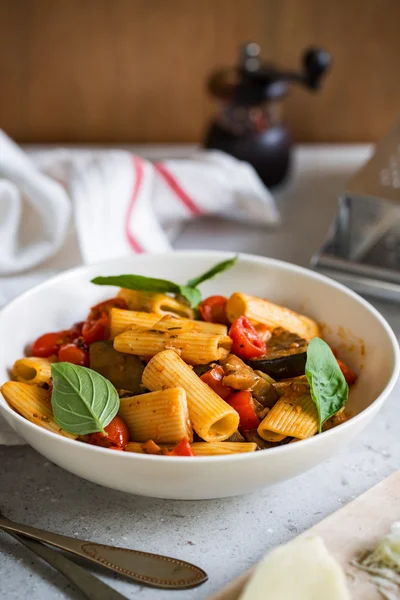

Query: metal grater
[{"left": 312, "top": 118, "right": 400, "bottom": 302}]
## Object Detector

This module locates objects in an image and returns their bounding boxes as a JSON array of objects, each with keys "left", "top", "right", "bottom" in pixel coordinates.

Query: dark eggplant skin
[
  {"left": 244, "top": 328, "right": 308, "bottom": 379},
  {"left": 89, "top": 341, "right": 145, "bottom": 394}
]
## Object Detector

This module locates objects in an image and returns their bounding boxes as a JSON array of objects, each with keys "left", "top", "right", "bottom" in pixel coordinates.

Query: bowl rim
[{"left": 1, "top": 249, "right": 399, "bottom": 464}]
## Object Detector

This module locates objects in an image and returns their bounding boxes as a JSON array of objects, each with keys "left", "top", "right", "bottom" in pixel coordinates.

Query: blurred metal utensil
[
  {"left": 3, "top": 527, "right": 129, "bottom": 600},
  {"left": 0, "top": 511, "right": 207, "bottom": 590},
  {"left": 312, "top": 118, "right": 400, "bottom": 302}
]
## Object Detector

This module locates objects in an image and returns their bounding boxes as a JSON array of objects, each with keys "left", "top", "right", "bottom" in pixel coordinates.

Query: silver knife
[
  {"left": 0, "top": 512, "right": 207, "bottom": 589},
  {"left": 4, "top": 529, "right": 130, "bottom": 600}
]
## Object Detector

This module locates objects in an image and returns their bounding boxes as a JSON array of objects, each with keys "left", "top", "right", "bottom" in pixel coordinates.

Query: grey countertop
[{"left": 1, "top": 145, "right": 399, "bottom": 600}]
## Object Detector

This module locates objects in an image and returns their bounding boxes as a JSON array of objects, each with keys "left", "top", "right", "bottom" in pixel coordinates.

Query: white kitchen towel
[
  {"left": 0, "top": 131, "right": 279, "bottom": 443},
  {"left": 0, "top": 131, "right": 279, "bottom": 274}
]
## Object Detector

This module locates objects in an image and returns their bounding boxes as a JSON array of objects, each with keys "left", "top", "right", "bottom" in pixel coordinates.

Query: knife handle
[
  {"left": 6, "top": 531, "right": 129, "bottom": 600},
  {"left": 0, "top": 518, "right": 207, "bottom": 589}
]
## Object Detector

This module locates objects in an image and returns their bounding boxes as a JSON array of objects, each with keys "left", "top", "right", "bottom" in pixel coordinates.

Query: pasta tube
[
  {"left": 119, "top": 387, "right": 193, "bottom": 444},
  {"left": 125, "top": 442, "right": 147, "bottom": 454},
  {"left": 226, "top": 292, "right": 320, "bottom": 341},
  {"left": 125, "top": 442, "right": 257, "bottom": 455},
  {"left": 114, "top": 327, "right": 232, "bottom": 364},
  {"left": 190, "top": 442, "right": 257, "bottom": 455},
  {"left": 110, "top": 309, "right": 226, "bottom": 339},
  {"left": 117, "top": 289, "right": 194, "bottom": 318},
  {"left": 256, "top": 425, "right": 286, "bottom": 443},
  {"left": 125, "top": 441, "right": 173, "bottom": 454},
  {"left": 12, "top": 357, "right": 53, "bottom": 386},
  {"left": 152, "top": 314, "right": 227, "bottom": 335},
  {"left": 110, "top": 308, "right": 157, "bottom": 338},
  {"left": 258, "top": 390, "right": 318, "bottom": 439},
  {"left": 1, "top": 381, "right": 76, "bottom": 439},
  {"left": 142, "top": 350, "right": 239, "bottom": 442}
]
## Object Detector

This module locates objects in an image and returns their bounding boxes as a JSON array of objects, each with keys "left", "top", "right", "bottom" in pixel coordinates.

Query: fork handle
[{"left": 0, "top": 518, "right": 207, "bottom": 589}]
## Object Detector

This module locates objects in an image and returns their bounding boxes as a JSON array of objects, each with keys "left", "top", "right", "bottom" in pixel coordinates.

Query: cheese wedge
[{"left": 239, "top": 536, "right": 351, "bottom": 600}]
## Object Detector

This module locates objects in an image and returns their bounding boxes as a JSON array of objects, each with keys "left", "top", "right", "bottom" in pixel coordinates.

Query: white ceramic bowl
[{"left": 1, "top": 251, "right": 399, "bottom": 500}]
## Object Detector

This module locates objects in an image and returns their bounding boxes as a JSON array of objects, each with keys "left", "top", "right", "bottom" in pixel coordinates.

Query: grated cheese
[{"left": 351, "top": 521, "right": 400, "bottom": 600}]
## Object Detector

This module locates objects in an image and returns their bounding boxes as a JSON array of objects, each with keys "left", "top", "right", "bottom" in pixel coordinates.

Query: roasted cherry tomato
[
  {"left": 89, "top": 298, "right": 127, "bottom": 320},
  {"left": 31, "top": 331, "right": 70, "bottom": 357},
  {"left": 198, "top": 295, "right": 229, "bottom": 325},
  {"left": 69, "top": 321, "right": 85, "bottom": 340},
  {"left": 229, "top": 316, "right": 266, "bottom": 359},
  {"left": 82, "top": 313, "right": 109, "bottom": 345},
  {"left": 336, "top": 359, "right": 358, "bottom": 386},
  {"left": 81, "top": 297, "right": 127, "bottom": 345},
  {"left": 169, "top": 437, "right": 195, "bottom": 457},
  {"left": 87, "top": 416, "right": 130, "bottom": 449},
  {"left": 200, "top": 365, "right": 233, "bottom": 400},
  {"left": 58, "top": 342, "right": 89, "bottom": 366},
  {"left": 226, "top": 390, "right": 260, "bottom": 431}
]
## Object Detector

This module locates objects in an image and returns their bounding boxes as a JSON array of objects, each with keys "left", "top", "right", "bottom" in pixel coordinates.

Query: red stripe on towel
[
  {"left": 154, "top": 161, "right": 203, "bottom": 216},
  {"left": 125, "top": 156, "right": 145, "bottom": 253}
]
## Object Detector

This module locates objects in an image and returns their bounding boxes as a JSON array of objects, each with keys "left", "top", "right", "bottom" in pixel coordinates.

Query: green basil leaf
[
  {"left": 91, "top": 274, "right": 181, "bottom": 295},
  {"left": 305, "top": 338, "right": 349, "bottom": 433},
  {"left": 51, "top": 363, "right": 120, "bottom": 435},
  {"left": 178, "top": 286, "right": 202, "bottom": 309},
  {"left": 186, "top": 255, "right": 238, "bottom": 289},
  {"left": 91, "top": 256, "right": 238, "bottom": 310}
]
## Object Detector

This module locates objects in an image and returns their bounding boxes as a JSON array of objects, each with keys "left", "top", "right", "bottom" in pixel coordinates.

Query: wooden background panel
[{"left": 0, "top": 0, "right": 399, "bottom": 144}]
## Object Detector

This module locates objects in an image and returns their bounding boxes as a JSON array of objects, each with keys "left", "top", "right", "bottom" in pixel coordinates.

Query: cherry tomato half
[
  {"left": 82, "top": 313, "right": 109, "bottom": 345},
  {"left": 69, "top": 321, "right": 85, "bottom": 340},
  {"left": 31, "top": 331, "right": 70, "bottom": 358},
  {"left": 58, "top": 342, "right": 89, "bottom": 366},
  {"left": 226, "top": 390, "right": 260, "bottom": 431},
  {"left": 229, "top": 316, "right": 266, "bottom": 359},
  {"left": 198, "top": 295, "right": 229, "bottom": 325},
  {"left": 81, "top": 297, "right": 127, "bottom": 345},
  {"left": 89, "top": 298, "right": 127, "bottom": 320},
  {"left": 336, "top": 359, "right": 358, "bottom": 386},
  {"left": 169, "top": 438, "right": 195, "bottom": 457},
  {"left": 86, "top": 416, "right": 130, "bottom": 449},
  {"left": 200, "top": 365, "right": 233, "bottom": 400}
]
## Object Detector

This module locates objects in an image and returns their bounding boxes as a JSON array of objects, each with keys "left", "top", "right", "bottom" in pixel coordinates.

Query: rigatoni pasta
[
  {"left": 124, "top": 442, "right": 257, "bottom": 455},
  {"left": 110, "top": 308, "right": 159, "bottom": 338},
  {"left": 190, "top": 442, "right": 257, "bottom": 455},
  {"left": 226, "top": 292, "right": 320, "bottom": 341},
  {"left": 152, "top": 314, "right": 227, "bottom": 335},
  {"left": 1, "top": 381, "right": 76, "bottom": 439},
  {"left": 125, "top": 442, "right": 147, "bottom": 454},
  {"left": 12, "top": 357, "right": 53, "bottom": 386},
  {"left": 117, "top": 289, "right": 194, "bottom": 318},
  {"left": 114, "top": 327, "right": 232, "bottom": 365},
  {"left": 258, "top": 388, "right": 318, "bottom": 439},
  {"left": 119, "top": 387, "right": 193, "bottom": 444},
  {"left": 256, "top": 427, "right": 286, "bottom": 443},
  {"left": 142, "top": 350, "right": 239, "bottom": 442},
  {"left": 110, "top": 308, "right": 227, "bottom": 339}
]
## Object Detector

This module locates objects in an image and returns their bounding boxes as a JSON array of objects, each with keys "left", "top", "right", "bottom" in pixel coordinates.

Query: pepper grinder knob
[
  {"left": 239, "top": 42, "right": 261, "bottom": 73},
  {"left": 302, "top": 47, "right": 332, "bottom": 90}
]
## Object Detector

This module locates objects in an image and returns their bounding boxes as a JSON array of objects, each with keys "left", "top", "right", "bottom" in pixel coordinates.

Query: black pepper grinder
[{"left": 204, "top": 43, "right": 332, "bottom": 188}]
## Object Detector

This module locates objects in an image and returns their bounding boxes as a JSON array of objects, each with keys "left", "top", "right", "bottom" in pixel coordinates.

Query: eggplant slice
[
  {"left": 89, "top": 341, "right": 145, "bottom": 394},
  {"left": 245, "top": 327, "right": 308, "bottom": 379}
]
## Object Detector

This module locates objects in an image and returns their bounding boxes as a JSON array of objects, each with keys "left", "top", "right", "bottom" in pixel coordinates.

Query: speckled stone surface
[{"left": 1, "top": 145, "right": 399, "bottom": 600}]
